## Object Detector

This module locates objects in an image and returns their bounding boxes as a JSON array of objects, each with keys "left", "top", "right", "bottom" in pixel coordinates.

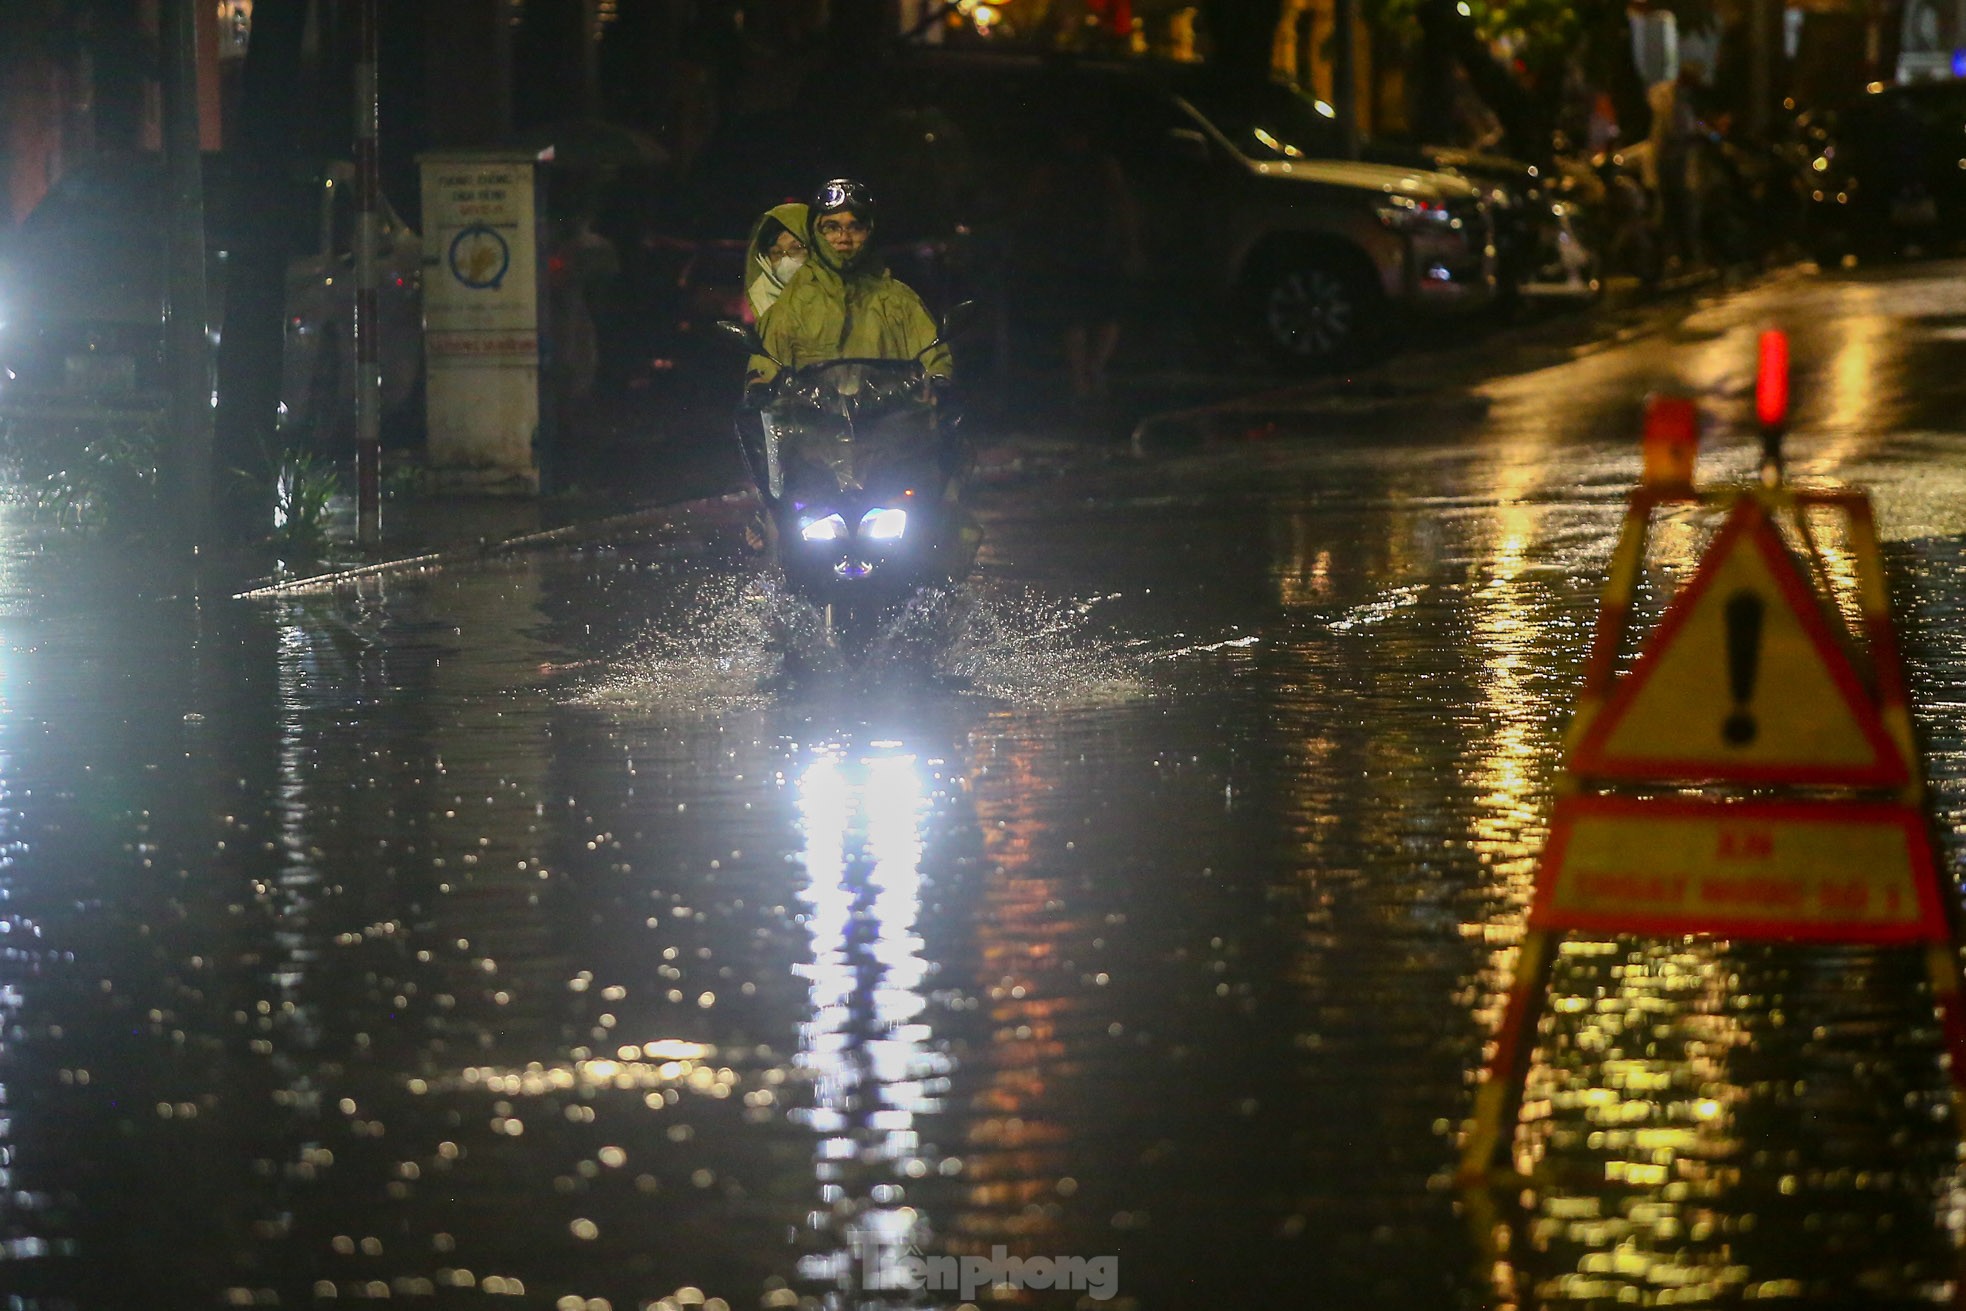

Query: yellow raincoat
[{"left": 745, "top": 202, "right": 809, "bottom": 323}]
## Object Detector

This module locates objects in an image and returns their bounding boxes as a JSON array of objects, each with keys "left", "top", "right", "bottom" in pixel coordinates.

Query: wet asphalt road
[{"left": 8, "top": 262, "right": 1966, "bottom": 1310}]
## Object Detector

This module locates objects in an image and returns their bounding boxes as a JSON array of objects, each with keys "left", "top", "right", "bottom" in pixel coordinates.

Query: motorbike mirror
[
  {"left": 939, "top": 299, "right": 979, "bottom": 339},
  {"left": 719, "top": 319, "right": 791, "bottom": 371},
  {"left": 716, "top": 319, "right": 764, "bottom": 353}
]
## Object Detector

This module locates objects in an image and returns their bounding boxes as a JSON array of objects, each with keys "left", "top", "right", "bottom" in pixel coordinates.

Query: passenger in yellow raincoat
[{"left": 745, "top": 201, "right": 808, "bottom": 323}]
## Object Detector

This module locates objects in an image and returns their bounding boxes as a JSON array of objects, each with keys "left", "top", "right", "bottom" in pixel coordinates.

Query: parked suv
[
  {"left": 877, "top": 54, "right": 1496, "bottom": 366},
  {"left": 0, "top": 154, "right": 422, "bottom": 437}
]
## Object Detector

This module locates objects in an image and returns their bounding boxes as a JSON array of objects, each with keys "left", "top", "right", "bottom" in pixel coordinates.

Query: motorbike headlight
[
  {"left": 860, "top": 507, "right": 907, "bottom": 541},
  {"left": 799, "top": 512, "right": 847, "bottom": 543}
]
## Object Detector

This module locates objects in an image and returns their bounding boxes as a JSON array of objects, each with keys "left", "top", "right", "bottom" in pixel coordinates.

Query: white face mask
[{"left": 772, "top": 252, "right": 806, "bottom": 283}]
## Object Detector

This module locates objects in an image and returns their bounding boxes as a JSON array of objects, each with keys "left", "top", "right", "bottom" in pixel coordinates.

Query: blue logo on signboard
[
  {"left": 448, "top": 224, "right": 510, "bottom": 290},
  {"left": 1954, "top": 48, "right": 1966, "bottom": 78}
]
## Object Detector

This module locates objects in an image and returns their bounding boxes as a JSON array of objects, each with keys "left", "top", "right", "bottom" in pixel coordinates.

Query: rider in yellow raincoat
[{"left": 747, "top": 178, "right": 952, "bottom": 390}]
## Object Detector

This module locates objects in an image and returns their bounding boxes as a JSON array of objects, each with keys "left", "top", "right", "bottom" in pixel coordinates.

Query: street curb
[
  {"left": 1128, "top": 260, "right": 1809, "bottom": 455},
  {"left": 233, "top": 491, "right": 758, "bottom": 600},
  {"left": 234, "top": 434, "right": 1112, "bottom": 602}
]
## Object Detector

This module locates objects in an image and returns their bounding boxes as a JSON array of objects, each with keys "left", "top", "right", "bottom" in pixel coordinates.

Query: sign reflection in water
[{"left": 791, "top": 744, "right": 950, "bottom": 1298}]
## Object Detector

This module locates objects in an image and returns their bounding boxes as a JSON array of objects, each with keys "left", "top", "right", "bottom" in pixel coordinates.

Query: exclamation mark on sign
[{"left": 1723, "top": 589, "right": 1764, "bottom": 746}]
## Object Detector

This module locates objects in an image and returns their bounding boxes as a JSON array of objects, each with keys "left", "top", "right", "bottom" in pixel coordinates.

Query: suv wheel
[{"left": 1250, "top": 255, "right": 1382, "bottom": 368}]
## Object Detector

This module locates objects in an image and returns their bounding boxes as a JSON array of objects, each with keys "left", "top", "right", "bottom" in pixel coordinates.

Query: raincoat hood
[
  {"left": 748, "top": 201, "right": 810, "bottom": 282},
  {"left": 746, "top": 202, "right": 811, "bottom": 321}
]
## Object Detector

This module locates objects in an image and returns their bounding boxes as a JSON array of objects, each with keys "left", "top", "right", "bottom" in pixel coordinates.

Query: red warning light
[
  {"left": 1640, "top": 394, "right": 1700, "bottom": 488},
  {"left": 1756, "top": 330, "right": 1789, "bottom": 431}
]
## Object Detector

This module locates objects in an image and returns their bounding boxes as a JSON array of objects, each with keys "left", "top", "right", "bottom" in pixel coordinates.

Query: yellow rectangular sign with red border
[{"left": 1531, "top": 796, "right": 1944, "bottom": 942}]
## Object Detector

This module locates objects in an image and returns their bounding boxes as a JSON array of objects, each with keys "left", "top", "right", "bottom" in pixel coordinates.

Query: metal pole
[
  {"left": 162, "top": 0, "right": 214, "bottom": 555},
  {"left": 354, "top": 0, "right": 383, "bottom": 548}
]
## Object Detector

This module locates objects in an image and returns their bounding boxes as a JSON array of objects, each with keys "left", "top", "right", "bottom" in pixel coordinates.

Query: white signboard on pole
[{"left": 420, "top": 150, "right": 546, "bottom": 492}]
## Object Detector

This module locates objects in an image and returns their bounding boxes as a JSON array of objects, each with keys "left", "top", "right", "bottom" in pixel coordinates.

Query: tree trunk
[
  {"left": 1415, "top": 0, "right": 1454, "bottom": 143},
  {"left": 212, "top": 0, "right": 308, "bottom": 543},
  {"left": 162, "top": 0, "right": 213, "bottom": 552},
  {"left": 829, "top": 0, "right": 895, "bottom": 65},
  {"left": 94, "top": 0, "right": 155, "bottom": 152}
]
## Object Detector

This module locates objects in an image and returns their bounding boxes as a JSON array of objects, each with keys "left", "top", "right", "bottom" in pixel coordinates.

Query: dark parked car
[
  {"left": 0, "top": 154, "right": 422, "bottom": 435},
  {"left": 1362, "top": 142, "right": 1598, "bottom": 301},
  {"left": 1803, "top": 80, "right": 1966, "bottom": 261},
  {"left": 858, "top": 54, "right": 1494, "bottom": 366}
]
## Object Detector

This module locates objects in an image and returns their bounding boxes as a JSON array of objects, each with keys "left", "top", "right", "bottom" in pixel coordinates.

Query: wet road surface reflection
[{"left": 5, "top": 263, "right": 1966, "bottom": 1308}]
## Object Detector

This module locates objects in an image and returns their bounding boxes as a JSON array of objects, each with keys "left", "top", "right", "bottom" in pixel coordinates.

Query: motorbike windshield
[{"left": 771, "top": 359, "right": 937, "bottom": 495}]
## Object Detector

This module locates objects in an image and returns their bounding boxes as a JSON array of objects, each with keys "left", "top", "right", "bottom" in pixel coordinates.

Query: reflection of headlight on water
[
  {"left": 800, "top": 512, "right": 847, "bottom": 542},
  {"left": 415, "top": 1040, "right": 726, "bottom": 1099},
  {"left": 793, "top": 744, "right": 947, "bottom": 1283},
  {"left": 795, "top": 747, "right": 935, "bottom": 1121},
  {"left": 860, "top": 507, "right": 907, "bottom": 541}
]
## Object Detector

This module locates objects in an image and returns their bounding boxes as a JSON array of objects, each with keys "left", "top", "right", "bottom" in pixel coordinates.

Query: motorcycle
[
  {"left": 719, "top": 311, "right": 981, "bottom": 659},
  {"left": 1557, "top": 144, "right": 1661, "bottom": 285}
]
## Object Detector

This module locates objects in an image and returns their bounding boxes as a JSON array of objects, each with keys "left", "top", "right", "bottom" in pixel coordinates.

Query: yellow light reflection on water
[
  {"left": 1462, "top": 446, "right": 1556, "bottom": 1047},
  {"left": 949, "top": 731, "right": 1075, "bottom": 1256},
  {"left": 1820, "top": 305, "right": 1887, "bottom": 451},
  {"left": 1513, "top": 940, "right": 1756, "bottom": 1307},
  {"left": 1458, "top": 447, "right": 1768, "bottom": 1306}
]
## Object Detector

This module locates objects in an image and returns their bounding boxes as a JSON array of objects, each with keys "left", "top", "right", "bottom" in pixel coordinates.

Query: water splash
[
  {"left": 561, "top": 571, "right": 1251, "bottom": 716},
  {"left": 570, "top": 574, "right": 791, "bottom": 716},
  {"left": 930, "top": 582, "right": 1161, "bottom": 708}
]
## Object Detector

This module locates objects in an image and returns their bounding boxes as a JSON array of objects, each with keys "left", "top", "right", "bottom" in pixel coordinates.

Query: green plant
[
  {"left": 0, "top": 414, "right": 167, "bottom": 538},
  {"left": 265, "top": 450, "right": 345, "bottom": 556},
  {"left": 0, "top": 411, "right": 352, "bottom": 554}
]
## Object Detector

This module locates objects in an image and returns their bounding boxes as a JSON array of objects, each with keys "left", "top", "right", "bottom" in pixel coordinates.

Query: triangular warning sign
[{"left": 1568, "top": 500, "right": 1907, "bottom": 786}]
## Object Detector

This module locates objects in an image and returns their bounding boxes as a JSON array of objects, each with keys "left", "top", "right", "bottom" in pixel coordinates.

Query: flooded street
[{"left": 9, "top": 263, "right": 1966, "bottom": 1310}]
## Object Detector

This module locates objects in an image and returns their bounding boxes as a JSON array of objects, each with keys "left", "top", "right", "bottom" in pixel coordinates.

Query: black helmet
[{"left": 812, "top": 177, "right": 877, "bottom": 225}]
